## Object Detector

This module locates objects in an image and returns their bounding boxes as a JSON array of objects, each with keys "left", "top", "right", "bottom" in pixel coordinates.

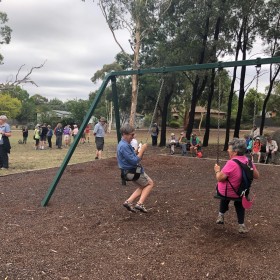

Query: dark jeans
[
  {"left": 180, "top": 143, "right": 187, "bottom": 155},
  {"left": 151, "top": 135, "right": 158, "bottom": 146},
  {"left": 0, "top": 144, "right": 9, "bottom": 168},
  {"left": 47, "top": 136, "right": 52, "bottom": 148},
  {"left": 219, "top": 199, "right": 245, "bottom": 224}
]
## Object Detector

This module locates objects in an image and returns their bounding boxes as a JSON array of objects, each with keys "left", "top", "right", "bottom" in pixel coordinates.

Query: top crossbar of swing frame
[
  {"left": 107, "top": 57, "right": 279, "bottom": 77},
  {"left": 41, "top": 56, "right": 280, "bottom": 207}
]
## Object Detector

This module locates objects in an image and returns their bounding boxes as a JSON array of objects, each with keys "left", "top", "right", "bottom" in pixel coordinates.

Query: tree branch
[
  {"left": 0, "top": 61, "right": 46, "bottom": 91},
  {"left": 98, "top": 0, "right": 134, "bottom": 64}
]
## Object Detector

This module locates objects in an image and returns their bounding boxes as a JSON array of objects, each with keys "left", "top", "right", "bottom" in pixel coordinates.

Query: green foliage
[
  {"left": 64, "top": 99, "right": 90, "bottom": 125},
  {"left": 169, "top": 120, "right": 180, "bottom": 128},
  {"left": 48, "top": 98, "right": 66, "bottom": 111},
  {"left": 242, "top": 88, "right": 263, "bottom": 124},
  {"left": 91, "top": 62, "right": 123, "bottom": 83},
  {"left": 266, "top": 82, "right": 280, "bottom": 112},
  {"left": 0, "top": 11, "right": 12, "bottom": 64},
  {"left": 0, "top": 94, "right": 22, "bottom": 119},
  {"left": 199, "top": 117, "right": 235, "bottom": 129}
]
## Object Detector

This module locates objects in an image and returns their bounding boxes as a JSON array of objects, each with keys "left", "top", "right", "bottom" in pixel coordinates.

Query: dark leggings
[
  {"left": 219, "top": 199, "right": 245, "bottom": 224},
  {"left": 0, "top": 145, "right": 9, "bottom": 168}
]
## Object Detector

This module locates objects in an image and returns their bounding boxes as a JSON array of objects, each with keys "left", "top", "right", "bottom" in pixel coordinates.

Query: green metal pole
[
  {"left": 111, "top": 76, "right": 121, "bottom": 142},
  {"left": 41, "top": 75, "right": 111, "bottom": 206},
  {"left": 108, "top": 57, "right": 280, "bottom": 77}
]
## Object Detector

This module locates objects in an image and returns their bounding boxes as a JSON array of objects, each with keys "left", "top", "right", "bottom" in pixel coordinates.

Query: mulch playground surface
[{"left": 1, "top": 146, "right": 279, "bottom": 279}]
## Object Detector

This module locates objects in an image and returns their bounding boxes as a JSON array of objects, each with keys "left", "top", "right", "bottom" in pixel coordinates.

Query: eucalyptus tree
[
  {"left": 222, "top": 0, "right": 265, "bottom": 149},
  {"left": 228, "top": 0, "right": 266, "bottom": 138},
  {"left": 85, "top": 0, "right": 172, "bottom": 126}
]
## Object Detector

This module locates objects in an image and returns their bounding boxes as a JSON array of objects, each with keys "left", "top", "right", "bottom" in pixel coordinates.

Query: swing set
[{"left": 41, "top": 56, "right": 280, "bottom": 207}]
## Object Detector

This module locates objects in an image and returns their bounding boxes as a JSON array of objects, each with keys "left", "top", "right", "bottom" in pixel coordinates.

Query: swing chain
[
  {"left": 146, "top": 76, "right": 165, "bottom": 143},
  {"left": 217, "top": 68, "right": 223, "bottom": 164},
  {"left": 253, "top": 65, "right": 261, "bottom": 127}
]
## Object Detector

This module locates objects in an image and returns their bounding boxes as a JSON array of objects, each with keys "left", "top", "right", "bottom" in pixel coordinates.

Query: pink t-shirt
[{"left": 217, "top": 156, "right": 256, "bottom": 198}]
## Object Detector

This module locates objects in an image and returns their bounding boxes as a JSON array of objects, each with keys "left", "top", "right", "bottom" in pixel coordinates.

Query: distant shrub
[{"left": 169, "top": 121, "right": 180, "bottom": 128}]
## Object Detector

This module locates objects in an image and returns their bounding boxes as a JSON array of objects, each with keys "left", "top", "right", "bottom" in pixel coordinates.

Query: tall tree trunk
[
  {"left": 186, "top": 75, "right": 208, "bottom": 139},
  {"left": 159, "top": 88, "right": 174, "bottom": 147},
  {"left": 203, "top": 1, "right": 224, "bottom": 146},
  {"left": 186, "top": 9, "right": 210, "bottom": 139},
  {"left": 203, "top": 68, "right": 215, "bottom": 146},
  {"left": 234, "top": 18, "right": 248, "bottom": 138},
  {"left": 224, "top": 23, "right": 243, "bottom": 150},
  {"left": 129, "top": 19, "right": 141, "bottom": 126},
  {"left": 260, "top": 65, "right": 280, "bottom": 135}
]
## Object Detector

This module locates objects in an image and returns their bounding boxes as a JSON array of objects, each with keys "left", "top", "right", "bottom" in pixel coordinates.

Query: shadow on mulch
[{"left": 1, "top": 150, "right": 279, "bottom": 279}]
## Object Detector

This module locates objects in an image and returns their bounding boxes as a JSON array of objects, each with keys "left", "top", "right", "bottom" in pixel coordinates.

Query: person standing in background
[
  {"left": 85, "top": 124, "right": 90, "bottom": 143},
  {"left": 40, "top": 123, "right": 48, "bottom": 150},
  {"left": 93, "top": 117, "right": 106, "bottom": 160},
  {"left": 47, "top": 125, "right": 53, "bottom": 149},
  {"left": 54, "top": 123, "right": 63, "bottom": 149},
  {"left": 34, "top": 124, "right": 41, "bottom": 150},
  {"left": 150, "top": 123, "right": 159, "bottom": 146},
  {"left": 0, "top": 115, "right": 12, "bottom": 169},
  {"left": 72, "top": 124, "right": 79, "bottom": 140},
  {"left": 22, "top": 126, "right": 28, "bottom": 144}
]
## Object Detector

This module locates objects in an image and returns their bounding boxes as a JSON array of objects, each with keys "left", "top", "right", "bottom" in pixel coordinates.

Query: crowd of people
[
  {"left": 16, "top": 117, "right": 108, "bottom": 156},
  {"left": 167, "top": 131, "right": 202, "bottom": 157},
  {"left": 28, "top": 121, "right": 107, "bottom": 152}
]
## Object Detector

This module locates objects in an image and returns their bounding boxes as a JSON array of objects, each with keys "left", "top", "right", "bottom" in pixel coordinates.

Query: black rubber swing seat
[{"left": 214, "top": 194, "right": 242, "bottom": 202}]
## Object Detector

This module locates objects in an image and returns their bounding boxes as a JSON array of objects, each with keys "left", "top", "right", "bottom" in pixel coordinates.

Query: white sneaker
[
  {"left": 216, "top": 214, "right": 224, "bottom": 224},
  {"left": 238, "top": 224, "right": 249, "bottom": 234}
]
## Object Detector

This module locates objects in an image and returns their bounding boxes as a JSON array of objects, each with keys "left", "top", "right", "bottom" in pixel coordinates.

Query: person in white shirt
[
  {"left": 266, "top": 136, "right": 278, "bottom": 164},
  {"left": 93, "top": 117, "right": 106, "bottom": 159},
  {"left": 250, "top": 125, "right": 260, "bottom": 140}
]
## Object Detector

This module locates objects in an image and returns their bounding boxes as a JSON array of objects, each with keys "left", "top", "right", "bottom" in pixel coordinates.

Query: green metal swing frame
[{"left": 41, "top": 56, "right": 280, "bottom": 206}]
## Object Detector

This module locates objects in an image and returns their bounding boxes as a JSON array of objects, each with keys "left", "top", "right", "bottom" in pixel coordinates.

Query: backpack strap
[
  {"left": 231, "top": 158, "right": 253, "bottom": 196},
  {"left": 226, "top": 159, "right": 243, "bottom": 197}
]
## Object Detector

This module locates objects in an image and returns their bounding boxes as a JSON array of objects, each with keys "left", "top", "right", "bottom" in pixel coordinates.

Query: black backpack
[{"left": 230, "top": 159, "right": 254, "bottom": 196}]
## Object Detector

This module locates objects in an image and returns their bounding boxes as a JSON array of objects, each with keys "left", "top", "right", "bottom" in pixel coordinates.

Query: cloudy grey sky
[
  {"left": 1, "top": 0, "right": 272, "bottom": 103},
  {"left": 1, "top": 0, "right": 130, "bottom": 101}
]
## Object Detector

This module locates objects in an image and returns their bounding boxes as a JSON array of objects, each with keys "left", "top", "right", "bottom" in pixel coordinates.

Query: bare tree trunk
[
  {"left": 203, "top": 0, "right": 224, "bottom": 147},
  {"left": 186, "top": 75, "right": 208, "bottom": 139},
  {"left": 224, "top": 23, "right": 243, "bottom": 150},
  {"left": 107, "top": 101, "right": 113, "bottom": 133},
  {"left": 260, "top": 65, "right": 280, "bottom": 135},
  {"left": 234, "top": 18, "right": 248, "bottom": 138},
  {"left": 129, "top": 20, "right": 141, "bottom": 126},
  {"left": 203, "top": 69, "right": 215, "bottom": 146}
]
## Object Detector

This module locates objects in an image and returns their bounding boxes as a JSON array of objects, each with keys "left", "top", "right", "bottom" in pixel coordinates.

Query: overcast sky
[
  {"left": 1, "top": 0, "right": 131, "bottom": 101},
  {"left": 1, "top": 0, "right": 271, "bottom": 103}
]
